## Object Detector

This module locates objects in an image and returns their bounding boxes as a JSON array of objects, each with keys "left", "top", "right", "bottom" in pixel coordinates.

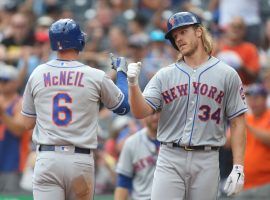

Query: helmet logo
[
  {"left": 57, "top": 41, "right": 62, "bottom": 50},
  {"left": 192, "top": 16, "right": 197, "bottom": 22},
  {"left": 169, "top": 17, "right": 175, "bottom": 26}
]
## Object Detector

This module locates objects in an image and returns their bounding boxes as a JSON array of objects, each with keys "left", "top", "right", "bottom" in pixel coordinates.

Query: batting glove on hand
[
  {"left": 110, "top": 53, "right": 128, "bottom": 74},
  {"left": 224, "top": 164, "right": 244, "bottom": 196},
  {"left": 127, "top": 62, "right": 141, "bottom": 86}
]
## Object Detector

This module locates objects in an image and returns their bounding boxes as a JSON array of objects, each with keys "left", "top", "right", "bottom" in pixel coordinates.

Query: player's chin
[
  {"left": 179, "top": 46, "right": 189, "bottom": 55},
  {"left": 180, "top": 50, "right": 189, "bottom": 57}
]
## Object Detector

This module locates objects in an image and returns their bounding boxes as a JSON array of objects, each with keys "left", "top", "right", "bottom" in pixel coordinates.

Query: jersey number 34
[{"left": 198, "top": 105, "right": 221, "bottom": 124}]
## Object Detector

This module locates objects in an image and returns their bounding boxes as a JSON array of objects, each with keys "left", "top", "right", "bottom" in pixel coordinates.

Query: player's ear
[{"left": 195, "top": 26, "right": 203, "bottom": 38}]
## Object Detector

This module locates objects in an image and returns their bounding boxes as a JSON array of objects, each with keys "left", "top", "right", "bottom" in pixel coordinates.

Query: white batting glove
[
  {"left": 110, "top": 53, "right": 128, "bottom": 74},
  {"left": 224, "top": 164, "right": 244, "bottom": 196},
  {"left": 127, "top": 62, "right": 142, "bottom": 86}
]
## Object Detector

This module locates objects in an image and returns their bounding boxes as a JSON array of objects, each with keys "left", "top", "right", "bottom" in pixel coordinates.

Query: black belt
[
  {"left": 161, "top": 142, "right": 219, "bottom": 151},
  {"left": 39, "top": 145, "right": 91, "bottom": 154}
]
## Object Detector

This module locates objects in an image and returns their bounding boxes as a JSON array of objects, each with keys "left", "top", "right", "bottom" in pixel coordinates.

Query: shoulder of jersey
[
  {"left": 215, "top": 57, "right": 239, "bottom": 74},
  {"left": 125, "top": 128, "right": 147, "bottom": 146}
]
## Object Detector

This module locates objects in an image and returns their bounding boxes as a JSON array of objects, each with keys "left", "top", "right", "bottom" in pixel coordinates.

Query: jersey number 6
[{"left": 53, "top": 93, "right": 72, "bottom": 126}]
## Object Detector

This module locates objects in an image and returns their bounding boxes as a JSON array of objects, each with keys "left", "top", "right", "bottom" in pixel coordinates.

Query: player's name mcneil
[
  {"left": 161, "top": 82, "right": 224, "bottom": 104},
  {"left": 43, "top": 71, "right": 85, "bottom": 87}
]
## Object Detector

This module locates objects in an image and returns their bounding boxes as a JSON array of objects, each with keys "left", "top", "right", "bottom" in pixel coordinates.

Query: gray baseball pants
[
  {"left": 33, "top": 148, "right": 95, "bottom": 200},
  {"left": 151, "top": 144, "right": 220, "bottom": 200}
]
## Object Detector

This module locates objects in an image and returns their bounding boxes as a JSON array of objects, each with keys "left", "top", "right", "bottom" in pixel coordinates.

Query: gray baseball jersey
[
  {"left": 143, "top": 56, "right": 248, "bottom": 146},
  {"left": 116, "top": 128, "right": 158, "bottom": 200},
  {"left": 21, "top": 59, "right": 124, "bottom": 149}
]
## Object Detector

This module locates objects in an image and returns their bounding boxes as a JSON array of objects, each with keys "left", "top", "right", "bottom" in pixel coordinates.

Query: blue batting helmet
[
  {"left": 49, "top": 18, "right": 85, "bottom": 51},
  {"left": 165, "top": 12, "right": 201, "bottom": 50}
]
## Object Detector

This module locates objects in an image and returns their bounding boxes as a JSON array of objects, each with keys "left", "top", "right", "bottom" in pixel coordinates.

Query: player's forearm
[
  {"left": 113, "top": 71, "right": 130, "bottom": 115},
  {"left": 230, "top": 114, "right": 246, "bottom": 165},
  {"left": 129, "top": 85, "right": 154, "bottom": 119},
  {"left": 114, "top": 188, "right": 129, "bottom": 200}
]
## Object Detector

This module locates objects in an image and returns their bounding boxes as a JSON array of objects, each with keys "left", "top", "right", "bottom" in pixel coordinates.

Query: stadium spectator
[
  {"left": 17, "top": 30, "right": 56, "bottom": 93},
  {"left": 0, "top": 63, "right": 31, "bottom": 194},
  {"left": 143, "top": 29, "right": 174, "bottom": 81},
  {"left": 218, "top": 16, "right": 260, "bottom": 85},
  {"left": 208, "top": 0, "right": 261, "bottom": 45},
  {"left": 261, "top": 68, "right": 270, "bottom": 108},
  {"left": 259, "top": 18, "right": 270, "bottom": 70},
  {"left": 233, "top": 83, "right": 270, "bottom": 199},
  {"left": 127, "top": 33, "right": 149, "bottom": 90},
  {"left": 0, "top": 12, "right": 34, "bottom": 66}
]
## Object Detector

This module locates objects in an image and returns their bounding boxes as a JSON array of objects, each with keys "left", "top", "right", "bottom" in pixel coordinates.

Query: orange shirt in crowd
[
  {"left": 244, "top": 110, "right": 270, "bottom": 189},
  {"left": 221, "top": 42, "right": 259, "bottom": 85}
]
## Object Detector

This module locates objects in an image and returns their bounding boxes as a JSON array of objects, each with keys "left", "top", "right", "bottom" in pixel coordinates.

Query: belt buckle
[{"left": 184, "top": 146, "right": 194, "bottom": 151}]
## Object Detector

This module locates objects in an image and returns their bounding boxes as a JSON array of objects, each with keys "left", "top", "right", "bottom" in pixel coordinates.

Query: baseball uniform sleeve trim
[
  {"left": 145, "top": 98, "right": 158, "bottom": 111},
  {"left": 109, "top": 93, "right": 124, "bottom": 110},
  {"left": 21, "top": 110, "right": 37, "bottom": 117},
  {"left": 227, "top": 108, "right": 248, "bottom": 119},
  {"left": 116, "top": 173, "right": 132, "bottom": 190}
]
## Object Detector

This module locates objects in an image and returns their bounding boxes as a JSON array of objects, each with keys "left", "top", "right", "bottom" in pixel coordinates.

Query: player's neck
[
  {"left": 57, "top": 49, "right": 79, "bottom": 61},
  {"left": 147, "top": 128, "right": 157, "bottom": 140}
]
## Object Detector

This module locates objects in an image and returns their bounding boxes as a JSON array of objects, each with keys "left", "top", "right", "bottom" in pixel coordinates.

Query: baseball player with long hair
[
  {"left": 127, "top": 12, "right": 247, "bottom": 199},
  {"left": 19, "top": 19, "right": 130, "bottom": 200}
]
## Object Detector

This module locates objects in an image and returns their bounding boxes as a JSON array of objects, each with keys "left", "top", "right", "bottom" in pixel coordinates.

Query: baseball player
[
  {"left": 19, "top": 19, "right": 130, "bottom": 200},
  {"left": 126, "top": 12, "right": 247, "bottom": 200},
  {"left": 114, "top": 112, "right": 160, "bottom": 200}
]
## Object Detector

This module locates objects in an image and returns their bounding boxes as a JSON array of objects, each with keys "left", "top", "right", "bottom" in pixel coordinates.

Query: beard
[{"left": 179, "top": 41, "right": 198, "bottom": 57}]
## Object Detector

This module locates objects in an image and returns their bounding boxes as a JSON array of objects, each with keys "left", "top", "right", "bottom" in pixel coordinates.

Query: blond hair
[{"left": 176, "top": 24, "right": 213, "bottom": 62}]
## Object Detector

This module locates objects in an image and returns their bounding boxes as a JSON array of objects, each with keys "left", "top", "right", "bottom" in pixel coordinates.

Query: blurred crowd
[{"left": 0, "top": 0, "right": 270, "bottom": 199}]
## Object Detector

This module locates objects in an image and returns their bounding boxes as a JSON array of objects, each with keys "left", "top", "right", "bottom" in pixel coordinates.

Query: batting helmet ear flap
[{"left": 165, "top": 12, "right": 201, "bottom": 51}]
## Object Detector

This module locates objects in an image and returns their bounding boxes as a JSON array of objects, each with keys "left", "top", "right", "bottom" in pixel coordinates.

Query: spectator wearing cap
[
  {"left": 143, "top": 29, "right": 174, "bottom": 81},
  {"left": 235, "top": 83, "right": 270, "bottom": 199},
  {"left": 0, "top": 63, "right": 31, "bottom": 194},
  {"left": 127, "top": 33, "right": 150, "bottom": 90},
  {"left": 35, "top": 15, "right": 53, "bottom": 33}
]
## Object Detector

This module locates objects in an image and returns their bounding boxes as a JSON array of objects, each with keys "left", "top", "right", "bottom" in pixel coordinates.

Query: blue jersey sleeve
[
  {"left": 113, "top": 71, "right": 130, "bottom": 115},
  {"left": 116, "top": 173, "right": 132, "bottom": 191}
]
